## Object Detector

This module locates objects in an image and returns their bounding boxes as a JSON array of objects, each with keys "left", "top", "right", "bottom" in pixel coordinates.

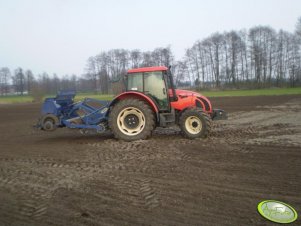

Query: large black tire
[
  {"left": 179, "top": 108, "right": 212, "bottom": 139},
  {"left": 108, "top": 98, "right": 155, "bottom": 141}
]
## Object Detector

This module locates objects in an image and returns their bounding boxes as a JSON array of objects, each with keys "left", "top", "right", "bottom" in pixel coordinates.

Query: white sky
[{"left": 0, "top": 0, "right": 300, "bottom": 76}]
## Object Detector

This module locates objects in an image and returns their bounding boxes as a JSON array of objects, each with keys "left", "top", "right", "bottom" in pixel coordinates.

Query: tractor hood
[
  {"left": 168, "top": 89, "right": 203, "bottom": 98},
  {"left": 169, "top": 89, "right": 213, "bottom": 113},
  {"left": 175, "top": 89, "right": 203, "bottom": 98}
]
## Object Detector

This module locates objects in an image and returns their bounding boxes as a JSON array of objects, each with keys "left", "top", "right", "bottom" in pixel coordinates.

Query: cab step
[{"left": 159, "top": 109, "right": 176, "bottom": 127}]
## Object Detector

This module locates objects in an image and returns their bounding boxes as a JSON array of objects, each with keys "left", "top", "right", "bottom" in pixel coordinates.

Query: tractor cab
[{"left": 126, "top": 66, "right": 176, "bottom": 112}]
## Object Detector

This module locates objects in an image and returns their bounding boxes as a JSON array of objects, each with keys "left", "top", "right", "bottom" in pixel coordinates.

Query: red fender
[
  {"left": 109, "top": 91, "right": 159, "bottom": 113},
  {"left": 196, "top": 95, "right": 212, "bottom": 113}
]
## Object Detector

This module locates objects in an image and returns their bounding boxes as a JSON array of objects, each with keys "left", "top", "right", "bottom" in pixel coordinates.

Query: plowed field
[{"left": 0, "top": 95, "right": 300, "bottom": 226}]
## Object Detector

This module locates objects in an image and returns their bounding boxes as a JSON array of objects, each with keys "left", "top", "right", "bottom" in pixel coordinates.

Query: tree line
[
  {"left": 1, "top": 18, "right": 301, "bottom": 96},
  {"left": 0, "top": 47, "right": 175, "bottom": 96},
  {"left": 0, "top": 67, "right": 87, "bottom": 96},
  {"left": 184, "top": 27, "right": 301, "bottom": 89},
  {"left": 86, "top": 19, "right": 301, "bottom": 92}
]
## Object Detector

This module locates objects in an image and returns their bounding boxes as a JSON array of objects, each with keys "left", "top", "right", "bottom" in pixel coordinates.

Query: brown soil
[{"left": 0, "top": 95, "right": 300, "bottom": 226}]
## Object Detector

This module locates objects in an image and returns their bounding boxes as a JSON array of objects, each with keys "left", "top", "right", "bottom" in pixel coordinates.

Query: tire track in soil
[
  {"left": 82, "top": 139, "right": 165, "bottom": 168},
  {"left": 75, "top": 106, "right": 300, "bottom": 182},
  {"left": 139, "top": 178, "right": 159, "bottom": 209},
  {"left": 1, "top": 97, "right": 301, "bottom": 225},
  {"left": 0, "top": 147, "right": 162, "bottom": 221},
  {"left": 0, "top": 164, "right": 72, "bottom": 221},
  {"left": 19, "top": 199, "right": 48, "bottom": 219},
  {"left": 0, "top": 159, "right": 95, "bottom": 221},
  {"left": 0, "top": 156, "right": 153, "bottom": 178},
  {"left": 211, "top": 126, "right": 257, "bottom": 144},
  {"left": 0, "top": 179, "right": 51, "bottom": 221},
  {"left": 77, "top": 139, "right": 164, "bottom": 211}
]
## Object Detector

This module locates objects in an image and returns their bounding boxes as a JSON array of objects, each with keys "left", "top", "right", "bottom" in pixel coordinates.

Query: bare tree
[
  {"left": 85, "top": 56, "right": 98, "bottom": 93},
  {"left": 296, "top": 16, "right": 301, "bottom": 38},
  {"left": 130, "top": 50, "right": 142, "bottom": 68},
  {"left": 25, "top": 70, "right": 34, "bottom": 94},
  {"left": 0, "top": 67, "right": 11, "bottom": 95},
  {"left": 13, "top": 68, "right": 26, "bottom": 95}
]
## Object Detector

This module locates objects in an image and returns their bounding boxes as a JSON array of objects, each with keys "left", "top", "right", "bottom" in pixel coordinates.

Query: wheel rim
[
  {"left": 44, "top": 119, "right": 54, "bottom": 131},
  {"left": 117, "top": 107, "right": 145, "bottom": 136},
  {"left": 185, "top": 116, "right": 202, "bottom": 134}
]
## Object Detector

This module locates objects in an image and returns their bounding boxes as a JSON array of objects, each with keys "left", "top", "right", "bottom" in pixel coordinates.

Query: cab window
[{"left": 127, "top": 73, "right": 143, "bottom": 91}]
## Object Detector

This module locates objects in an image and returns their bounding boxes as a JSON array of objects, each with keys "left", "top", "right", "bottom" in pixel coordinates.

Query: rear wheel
[
  {"left": 108, "top": 99, "right": 155, "bottom": 141},
  {"left": 179, "top": 108, "right": 212, "bottom": 139}
]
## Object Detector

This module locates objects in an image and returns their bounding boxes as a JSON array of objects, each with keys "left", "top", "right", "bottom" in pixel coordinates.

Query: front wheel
[
  {"left": 179, "top": 109, "right": 212, "bottom": 139},
  {"left": 108, "top": 99, "right": 155, "bottom": 141}
]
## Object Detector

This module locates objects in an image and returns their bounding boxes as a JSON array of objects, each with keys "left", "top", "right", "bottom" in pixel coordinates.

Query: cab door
[{"left": 143, "top": 72, "right": 169, "bottom": 111}]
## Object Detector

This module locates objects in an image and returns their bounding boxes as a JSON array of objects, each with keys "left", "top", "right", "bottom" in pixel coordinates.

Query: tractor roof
[{"left": 127, "top": 66, "right": 168, "bottom": 74}]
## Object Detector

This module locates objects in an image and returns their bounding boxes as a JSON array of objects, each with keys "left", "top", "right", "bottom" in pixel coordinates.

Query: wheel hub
[
  {"left": 124, "top": 114, "right": 139, "bottom": 129},
  {"left": 192, "top": 121, "right": 199, "bottom": 128},
  {"left": 43, "top": 120, "right": 54, "bottom": 131},
  {"left": 185, "top": 116, "right": 202, "bottom": 134},
  {"left": 117, "top": 107, "right": 145, "bottom": 136}
]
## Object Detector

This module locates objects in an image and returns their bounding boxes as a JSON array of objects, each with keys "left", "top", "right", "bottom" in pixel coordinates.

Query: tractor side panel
[{"left": 170, "top": 96, "right": 195, "bottom": 111}]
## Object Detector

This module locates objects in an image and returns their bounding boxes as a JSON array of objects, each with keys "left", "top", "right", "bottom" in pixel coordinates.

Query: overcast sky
[{"left": 0, "top": 0, "right": 300, "bottom": 76}]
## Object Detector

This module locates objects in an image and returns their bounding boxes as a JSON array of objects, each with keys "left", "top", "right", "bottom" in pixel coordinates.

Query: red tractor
[
  {"left": 107, "top": 66, "right": 227, "bottom": 141},
  {"left": 37, "top": 66, "right": 226, "bottom": 141}
]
